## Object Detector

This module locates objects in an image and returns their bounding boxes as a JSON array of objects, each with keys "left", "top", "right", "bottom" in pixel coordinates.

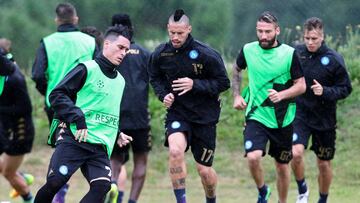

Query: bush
[{"left": 337, "top": 25, "right": 360, "bottom": 81}]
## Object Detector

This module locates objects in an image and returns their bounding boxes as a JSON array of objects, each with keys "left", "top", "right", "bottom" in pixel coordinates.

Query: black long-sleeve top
[
  {"left": 148, "top": 35, "right": 230, "bottom": 124},
  {"left": 117, "top": 42, "right": 150, "bottom": 130},
  {"left": 49, "top": 54, "right": 118, "bottom": 130},
  {"left": 0, "top": 52, "right": 15, "bottom": 76},
  {"left": 0, "top": 64, "right": 32, "bottom": 117},
  {"left": 295, "top": 43, "right": 352, "bottom": 130},
  {"left": 31, "top": 24, "right": 98, "bottom": 95}
]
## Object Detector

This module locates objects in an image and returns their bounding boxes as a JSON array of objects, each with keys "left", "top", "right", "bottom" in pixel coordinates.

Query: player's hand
[
  {"left": 75, "top": 129, "right": 88, "bottom": 142},
  {"left": 117, "top": 132, "right": 133, "bottom": 147},
  {"left": 268, "top": 89, "right": 284, "bottom": 103},
  {"left": 311, "top": 79, "right": 323, "bottom": 96},
  {"left": 58, "top": 122, "right": 67, "bottom": 128},
  {"left": 172, "top": 77, "right": 193, "bottom": 96},
  {"left": 233, "top": 95, "right": 247, "bottom": 110},
  {"left": 163, "top": 93, "right": 175, "bottom": 108}
]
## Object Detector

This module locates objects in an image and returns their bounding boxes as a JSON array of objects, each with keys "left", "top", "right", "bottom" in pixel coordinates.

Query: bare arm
[
  {"left": 268, "top": 77, "right": 306, "bottom": 103},
  {"left": 232, "top": 63, "right": 242, "bottom": 97},
  {"left": 232, "top": 63, "right": 247, "bottom": 110}
]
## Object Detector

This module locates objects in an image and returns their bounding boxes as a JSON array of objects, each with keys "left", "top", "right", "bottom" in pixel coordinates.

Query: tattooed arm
[{"left": 232, "top": 63, "right": 247, "bottom": 110}]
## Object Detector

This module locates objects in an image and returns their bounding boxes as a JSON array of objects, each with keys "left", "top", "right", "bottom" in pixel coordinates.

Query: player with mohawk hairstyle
[{"left": 148, "top": 9, "right": 230, "bottom": 203}]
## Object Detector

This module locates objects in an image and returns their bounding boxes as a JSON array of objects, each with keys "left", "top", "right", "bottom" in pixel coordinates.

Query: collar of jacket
[
  {"left": 95, "top": 53, "right": 118, "bottom": 78},
  {"left": 306, "top": 41, "right": 328, "bottom": 56},
  {"left": 168, "top": 34, "right": 194, "bottom": 52},
  {"left": 57, "top": 24, "right": 79, "bottom": 32}
]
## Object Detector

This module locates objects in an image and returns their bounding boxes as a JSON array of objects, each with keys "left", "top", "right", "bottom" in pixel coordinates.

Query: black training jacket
[
  {"left": 295, "top": 43, "right": 352, "bottom": 131},
  {"left": 0, "top": 64, "right": 32, "bottom": 117},
  {"left": 0, "top": 52, "right": 15, "bottom": 76},
  {"left": 117, "top": 42, "right": 150, "bottom": 130},
  {"left": 148, "top": 35, "right": 230, "bottom": 124}
]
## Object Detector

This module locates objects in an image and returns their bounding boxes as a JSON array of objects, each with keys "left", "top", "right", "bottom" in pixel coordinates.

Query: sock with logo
[
  {"left": 258, "top": 184, "right": 268, "bottom": 200},
  {"left": 116, "top": 190, "right": 124, "bottom": 203},
  {"left": 258, "top": 184, "right": 268, "bottom": 198},
  {"left": 318, "top": 192, "right": 328, "bottom": 203},
  {"left": 206, "top": 196, "right": 216, "bottom": 203},
  {"left": 174, "top": 188, "right": 186, "bottom": 203},
  {"left": 296, "top": 178, "right": 308, "bottom": 194},
  {"left": 21, "top": 192, "right": 33, "bottom": 201}
]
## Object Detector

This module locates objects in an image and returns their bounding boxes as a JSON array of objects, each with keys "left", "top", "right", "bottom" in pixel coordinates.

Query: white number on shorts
[
  {"left": 200, "top": 148, "right": 214, "bottom": 163},
  {"left": 105, "top": 166, "right": 112, "bottom": 177}
]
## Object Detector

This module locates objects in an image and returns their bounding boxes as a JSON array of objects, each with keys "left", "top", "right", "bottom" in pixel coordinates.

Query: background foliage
[{"left": 0, "top": 0, "right": 359, "bottom": 68}]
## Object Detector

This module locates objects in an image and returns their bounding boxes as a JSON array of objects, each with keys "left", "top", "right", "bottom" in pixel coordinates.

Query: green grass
[{"left": 1, "top": 128, "right": 360, "bottom": 203}]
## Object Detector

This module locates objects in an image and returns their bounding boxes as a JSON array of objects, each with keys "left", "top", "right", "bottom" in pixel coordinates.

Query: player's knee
[
  {"left": 169, "top": 147, "right": 184, "bottom": 161},
  {"left": 196, "top": 165, "right": 213, "bottom": 179},
  {"left": 292, "top": 145, "right": 304, "bottom": 159},
  {"left": 80, "top": 180, "right": 111, "bottom": 203},
  {"left": 90, "top": 180, "right": 111, "bottom": 195},
  {"left": 292, "top": 151, "right": 302, "bottom": 160},
  {"left": 37, "top": 177, "right": 68, "bottom": 197},
  {"left": 246, "top": 151, "right": 262, "bottom": 165},
  {"left": 317, "top": 160, "right": 331, "bottom": 171},
  {"left": 2, "top": 170, "right": 17, "bottom": 181},
  {"left": 132, "top": 168, "right": 146, "bottom": 181},
  {"left": 275, "top": 162, "right": 289, "bottom": 173},
  {"left": 292, "top": 152, "right": 303, "bottom": 164},
  {"left": 46, "top": 175, "right": 68, "bottom": 192}
]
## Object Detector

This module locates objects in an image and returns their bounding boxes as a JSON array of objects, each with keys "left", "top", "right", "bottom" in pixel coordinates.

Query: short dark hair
[
  {"left": 55, "top": 3, "right": 77, "bottom": 24},
  {"left": 111, "top": 13, "right": 134, "bottom": 40},
  {"left": 258, "top": 11, "right": 278, "bottom": 26},
  {"left": 304, "top": 17, "right": 323, "bottom": 31},
  {"left": 104, "top": 25, "right": 131, "bottom": 41},
  {"left": 81, "top": 26, "right": 104, "bottom": 48}
]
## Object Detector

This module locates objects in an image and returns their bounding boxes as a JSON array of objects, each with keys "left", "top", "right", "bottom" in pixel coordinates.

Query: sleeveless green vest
[
  {"left": 0, "top": 76, "right": 5, "bottom": 96},
  {"left": 69, "top": 60, "right": 125, "bottom": 157},
  {"left": 43, "top": 31, "right": 95, "bottom": 107},
  {"left": 243, "top": 41, "right": 296, "bottom": 128}
]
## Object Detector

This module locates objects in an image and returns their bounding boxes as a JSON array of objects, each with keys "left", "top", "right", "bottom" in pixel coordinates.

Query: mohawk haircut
[
  {"left": 174, "top": 9, "right": 185, "bottom": 21},
  {"left": 168, "top": 9, "right": 190, "bottom": 25}
]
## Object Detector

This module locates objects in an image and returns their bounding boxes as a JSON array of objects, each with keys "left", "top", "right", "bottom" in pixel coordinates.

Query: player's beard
[{"left": 258, "top": 36, "right": 277, "bottom": 49}]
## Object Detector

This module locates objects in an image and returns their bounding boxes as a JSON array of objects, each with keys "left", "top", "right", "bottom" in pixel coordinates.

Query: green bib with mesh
[
  {"left": 0, "top": 53, "right": 14, "bottom": 96},
  {"left": 243, "top": 41, "right": 296, "bottom": 128},
  {"left": 0, "top": 76, "right": 5, "bottom": 96},
  {"left": 69, "top": 60, "right": 125, "bottom": 157},
  {"left": 0, "top": 53, "right": 15, "bottom": 95},
  {"left": 43, "top": 31, "right": 95, "bottom": 107}
]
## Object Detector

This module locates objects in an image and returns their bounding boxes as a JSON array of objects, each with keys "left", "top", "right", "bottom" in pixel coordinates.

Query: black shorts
[
  {"left": 47, "top": 132, "right": 112, "bottom": 183},
  {"left": 0, "top": 115, "right": 35, "bottom": 156},
  {"left": 243, "top": 120, "right": 293, "bottom": 163},
  {"left": 111, "top": 128, "right": 152, "bottom": 164},
  {"left": 293, "top": 118, "right": 336, "bottom": 160},
  {"left": 165, "top": 120, "right": 216, "bottom": 167}
]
